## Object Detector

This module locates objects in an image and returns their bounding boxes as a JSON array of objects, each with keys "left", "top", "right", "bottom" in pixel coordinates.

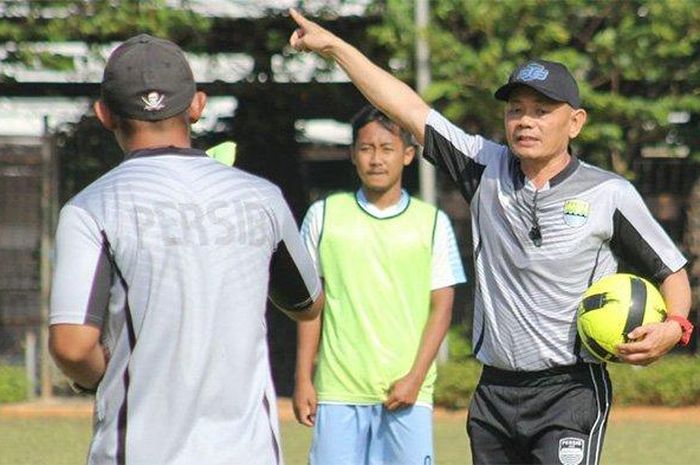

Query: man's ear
[
  {"left": 188, "top": 91, "right": 207, "bottom": 124},
  {"left": 403, "top": 145, "right": 416, "bottom": 166},
  {"left": 569, "top": 108, "right": 587, "bottom": 139},
  {"left": 94, "top": 100, "right": 116, "bottom": 130}
]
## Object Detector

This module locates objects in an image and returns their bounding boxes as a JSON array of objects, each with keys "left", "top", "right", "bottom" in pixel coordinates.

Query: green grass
[
  {"left": 0, "top": 417, "right": 91, "bottom": 465},
  {"left": 0, "top": 366, "right": 27, "bottom": 404},
  {"left": 0, "top": 416, "right": 698, "bottom": 465},
  {"left": 602, "top": 422, "right": 700, "bottom": 465}
]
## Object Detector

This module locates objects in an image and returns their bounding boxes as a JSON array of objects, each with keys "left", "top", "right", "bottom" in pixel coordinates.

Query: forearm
[
  {"left": 327, "top": 39, "right": 430, "bottom": 144},
  {"left": 660, "top": 268, "right": 691, "bottom": 318},
  {"left": 617, "top": 268, "right": 692, "bottom": 364},
  {"left": 56, "top": 346, "right": 106, "bottom": 389},
  {"left": 289, "top": 8, "right": 430, "bottom": 143},
  {"left": 659, "top": 268, "right": 692, "bottom": 346},
  {"left": 49, "top": 325, "right": 106, "bottom": 389},
  {"left": 408, "top": 287, "right": 454, "bottom": 380},
  {"left": 295, "top": 313, "right": 322, "bottom": 384}
]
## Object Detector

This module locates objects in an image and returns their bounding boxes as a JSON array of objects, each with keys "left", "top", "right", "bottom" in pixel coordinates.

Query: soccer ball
[{"left": 577, "top": 273, "right": 667, "bottom": 362}]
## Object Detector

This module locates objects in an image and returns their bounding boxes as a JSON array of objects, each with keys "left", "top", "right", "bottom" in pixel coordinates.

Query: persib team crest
[
  {"left": 558, "top": 437, "right": 585, "bottom": 465},
  {"left": 517, "top": 62, "right": 549, "bottom": 81},
  {"left": 563, "top": 199, "right": 589, "bottom": 227}
]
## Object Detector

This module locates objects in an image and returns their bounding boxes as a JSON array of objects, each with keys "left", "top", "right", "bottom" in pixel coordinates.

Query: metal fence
[{"left": 0, "top": 134, "right": 57, "bottom": 398}]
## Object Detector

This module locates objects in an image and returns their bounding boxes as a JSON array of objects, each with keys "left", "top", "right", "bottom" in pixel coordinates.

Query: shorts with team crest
[{"left": 467, "top": 362, "right": 612, "bottom": 465}]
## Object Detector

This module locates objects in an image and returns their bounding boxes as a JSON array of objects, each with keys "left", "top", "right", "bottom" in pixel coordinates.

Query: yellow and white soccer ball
[{"left": 577, "top": 273, "right": 667, "bottom": 362}]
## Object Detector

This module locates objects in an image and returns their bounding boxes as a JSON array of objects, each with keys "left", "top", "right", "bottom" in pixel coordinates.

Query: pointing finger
[{"left": 289, "top": 8, "right": 310, "bottom": 28}]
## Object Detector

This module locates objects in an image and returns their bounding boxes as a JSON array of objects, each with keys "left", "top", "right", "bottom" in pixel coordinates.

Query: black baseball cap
[
  {"left": 101, "top": 34, "right": 196, "bottom": 121},
  {"left": 494, "top": 59, "right": 580, "bottom": 108}
]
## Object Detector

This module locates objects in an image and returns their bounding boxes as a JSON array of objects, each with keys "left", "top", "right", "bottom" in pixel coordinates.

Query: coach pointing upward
[
  {"left": 49, "top": 33, "right": 323, "bottom": 465},
  {"left": 288, "top": 8, "right": 692, "bottom": 465}
]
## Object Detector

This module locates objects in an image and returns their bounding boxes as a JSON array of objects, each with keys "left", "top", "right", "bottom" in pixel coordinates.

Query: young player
[
  {"left": 49, "top": 33, "right": 323, "bottom": 465},
  {"left": 294, "top": 105, "right": 466, "bottom": 465},
  {"left": 288, "top": 9, "right": 693, "bottom": 465}
]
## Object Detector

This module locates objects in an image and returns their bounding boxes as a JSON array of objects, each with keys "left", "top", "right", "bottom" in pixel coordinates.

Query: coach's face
[
  {"left": 504, "top": 86, "right": 586, "bottom": 165},
  {"left": 351, "top": 121, "right": 414, "bottom": 195}
]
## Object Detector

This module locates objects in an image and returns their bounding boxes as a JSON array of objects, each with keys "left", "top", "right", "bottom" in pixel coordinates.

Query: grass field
[{"left": 0, "top": 413, "right": 699, "bottom": 465}]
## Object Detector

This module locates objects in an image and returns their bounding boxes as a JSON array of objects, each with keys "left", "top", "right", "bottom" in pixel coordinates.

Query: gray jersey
[
  {"left": 50, "top": 147, "right": 321, "bottom": 465},
  {"left": 424, "top": 110, "right": 686, "bottom": 371}
]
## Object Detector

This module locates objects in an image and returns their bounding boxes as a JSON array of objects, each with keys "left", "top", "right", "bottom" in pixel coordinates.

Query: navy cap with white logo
[
  {"left": 101, "top": 34, "right": 196, "bottom": 121},
  {"left": 494, "top": 59, "right": 580, "bottom": 109}
]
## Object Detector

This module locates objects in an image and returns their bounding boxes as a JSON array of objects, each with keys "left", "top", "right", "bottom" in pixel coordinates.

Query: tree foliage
[
  {"left": 0, "top": 0, "right": 210, "bottom": 43},
  {"left": 0, "top": 0, "right": 210, "bottom": 200},
  {"left": 0, "top": 0, "right": 211, "bottom": 73},
  {"left": 368, "top": 0, "right": 700, "bottom": 173},
  {"left": 9, "top": 1, "right": 700, "bottom": 175}
]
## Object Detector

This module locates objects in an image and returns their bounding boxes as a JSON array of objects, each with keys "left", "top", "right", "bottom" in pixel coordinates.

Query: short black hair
[
  {"left": 350, "top": 105, "right": 414, "bottom": 148},
  {"left": 112, "top": 112, "right": 188, "bottom": 138}
]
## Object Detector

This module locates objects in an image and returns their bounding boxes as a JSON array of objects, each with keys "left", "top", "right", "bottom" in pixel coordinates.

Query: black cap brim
[{"left": 494, "top": 82, "right": 578, "bottom": 108}]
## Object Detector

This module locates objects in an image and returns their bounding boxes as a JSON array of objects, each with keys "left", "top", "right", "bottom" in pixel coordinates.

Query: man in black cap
[
  {"left": 288, "top": 9, "right": 693, "bottom": 465},
  {"left": 49, "top": 33, "right": 324, "bottom": 465}
]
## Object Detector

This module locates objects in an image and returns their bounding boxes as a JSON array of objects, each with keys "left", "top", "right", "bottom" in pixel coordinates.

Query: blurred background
[{"left": 0, "top": 0, "right": 698, "bottom": 405}]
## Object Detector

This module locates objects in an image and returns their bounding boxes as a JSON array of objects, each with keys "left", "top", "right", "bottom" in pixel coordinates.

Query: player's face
[
  {"left": 351, "top": 121, "right": 414, "bottom": 195},
  {"left": 504, "top": 86, "right": 586, "bottom": 164}
]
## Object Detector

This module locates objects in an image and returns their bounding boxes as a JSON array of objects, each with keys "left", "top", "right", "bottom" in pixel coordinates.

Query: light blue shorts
[{"left": 309, "top": 403, "right": 434, "bottom": 465}]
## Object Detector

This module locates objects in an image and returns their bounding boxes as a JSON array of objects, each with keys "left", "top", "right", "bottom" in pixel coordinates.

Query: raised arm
[{"left": 289, "top": 8, "right": 430, "bottom": 145}]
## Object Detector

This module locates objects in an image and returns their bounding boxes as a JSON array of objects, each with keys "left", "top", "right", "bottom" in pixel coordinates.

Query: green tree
[
  {"left": 0, "top": 0, "right": 210, "bottom": 52},
  {"left": 369, "top": 0, "right": 700, "bottom": 173},
  {"left": 3, "top": 1, "right": 376, "bottom": 202},
  {"left": 0, "top": 0, "right": 212, "bottom": 199},
  {"left": 364, "top": 0, "right": 700, "bottom": 334}
]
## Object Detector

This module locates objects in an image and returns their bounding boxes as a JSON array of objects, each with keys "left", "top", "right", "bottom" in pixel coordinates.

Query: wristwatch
[{"left": 666, "top": 314, "right": 694, "bottom": 346}]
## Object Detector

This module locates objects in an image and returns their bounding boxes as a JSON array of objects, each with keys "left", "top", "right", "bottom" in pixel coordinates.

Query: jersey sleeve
[
  {"left": 268, "top": 193, "right": 322, "bottom": 312},
  {"left": 50, "top": 204, "right": 112, "bottom": 327},
  {"left": 423, "top": 109, "right": 508, "bottom": 201},
  {"left": 431, "top": 210, "right": 467, "bottom": 290},
  {"left": 299, "top": 200, "right": 324, "bottom": 277},
  {"left": 610, "top": 181, "right": 687, "bottom": 283}
]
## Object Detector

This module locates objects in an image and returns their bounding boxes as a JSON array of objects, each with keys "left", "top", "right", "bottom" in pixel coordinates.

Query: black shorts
[{"left": 467, "top": 362, "right": 612, "bottom": 465}]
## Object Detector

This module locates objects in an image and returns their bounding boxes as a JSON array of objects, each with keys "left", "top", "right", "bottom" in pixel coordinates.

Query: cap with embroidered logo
[
  {"left": 494, "top": 59, "right": 580, "bottom": 109},
  {"left": 101, "top": 34, "right": 196, "bottom": 121}
]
